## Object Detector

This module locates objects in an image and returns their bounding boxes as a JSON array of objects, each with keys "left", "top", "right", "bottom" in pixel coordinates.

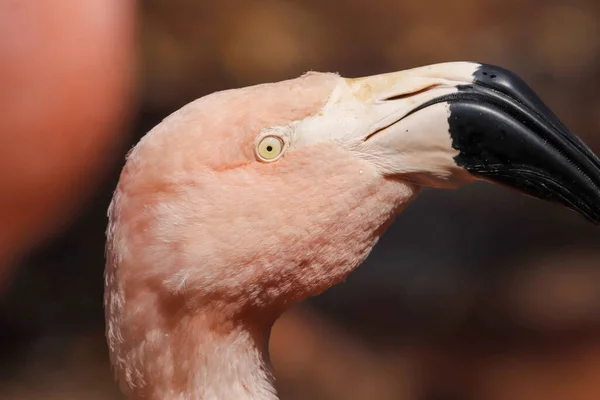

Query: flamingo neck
[{"left": 125, "top": 313, "right": 278, "bottom": 400}]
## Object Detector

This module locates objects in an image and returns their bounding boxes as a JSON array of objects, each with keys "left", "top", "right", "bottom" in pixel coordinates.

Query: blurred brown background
[{"left": 1, "top": 0, "right": 600, "bottom": 399}]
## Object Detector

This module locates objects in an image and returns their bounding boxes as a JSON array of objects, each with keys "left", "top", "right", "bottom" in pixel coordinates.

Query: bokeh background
[{"left": 1, "top": 0, "right": 600, "bottom": 399}]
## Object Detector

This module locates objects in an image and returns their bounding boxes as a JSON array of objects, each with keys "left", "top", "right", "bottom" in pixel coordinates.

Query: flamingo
[{"left": 105, "top": 62, "right": 600, "bottom": 400}]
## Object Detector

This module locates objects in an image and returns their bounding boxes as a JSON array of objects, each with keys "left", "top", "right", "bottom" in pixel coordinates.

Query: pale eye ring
[{"left": 256, "top": 135, "right": 285, "bottom": 162}]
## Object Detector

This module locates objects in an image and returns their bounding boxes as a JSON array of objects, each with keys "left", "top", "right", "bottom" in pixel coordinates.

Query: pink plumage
[{"left": 105, "top": 62, "right": 600, "bottom": 399}]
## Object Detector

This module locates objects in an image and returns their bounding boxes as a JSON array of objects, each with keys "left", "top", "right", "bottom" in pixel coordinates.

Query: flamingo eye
[{"left": 256, "top": 136, "right": 284, "bottom": 162}]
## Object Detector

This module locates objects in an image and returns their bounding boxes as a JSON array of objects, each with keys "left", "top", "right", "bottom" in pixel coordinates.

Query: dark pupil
[{"left": 266, "top": 145, "right": 273, "bottom": 152}]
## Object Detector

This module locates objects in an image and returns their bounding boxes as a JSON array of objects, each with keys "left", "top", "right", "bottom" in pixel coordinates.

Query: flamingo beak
[{"left": 340, "top": 62, "right": 600, "bottom": 225}]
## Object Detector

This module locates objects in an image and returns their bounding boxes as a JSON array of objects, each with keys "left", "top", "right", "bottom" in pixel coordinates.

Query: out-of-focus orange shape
[{"left": 0, "top": 1, "right": 136, "bottom": 277}]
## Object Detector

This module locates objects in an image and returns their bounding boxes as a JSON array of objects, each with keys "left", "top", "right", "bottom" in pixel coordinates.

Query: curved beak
[
  {"left": 333, "top": 62, "right": 600, "bottom": 225},
  {"left": 445, "top": 65, "right": 600, "bottom": 225}
]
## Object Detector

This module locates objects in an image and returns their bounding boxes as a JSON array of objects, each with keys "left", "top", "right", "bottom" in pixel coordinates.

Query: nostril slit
[
  {"left": 383, "top": 84, "right": 441, "bottom": 101},
  {"left": 481, "top": 71, "right": 497, "bottom": 79}
]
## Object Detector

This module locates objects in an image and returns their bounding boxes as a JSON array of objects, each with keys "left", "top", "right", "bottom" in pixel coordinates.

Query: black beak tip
[{"left": 444, "top": 63, "right": 600, "bottom": 226}]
